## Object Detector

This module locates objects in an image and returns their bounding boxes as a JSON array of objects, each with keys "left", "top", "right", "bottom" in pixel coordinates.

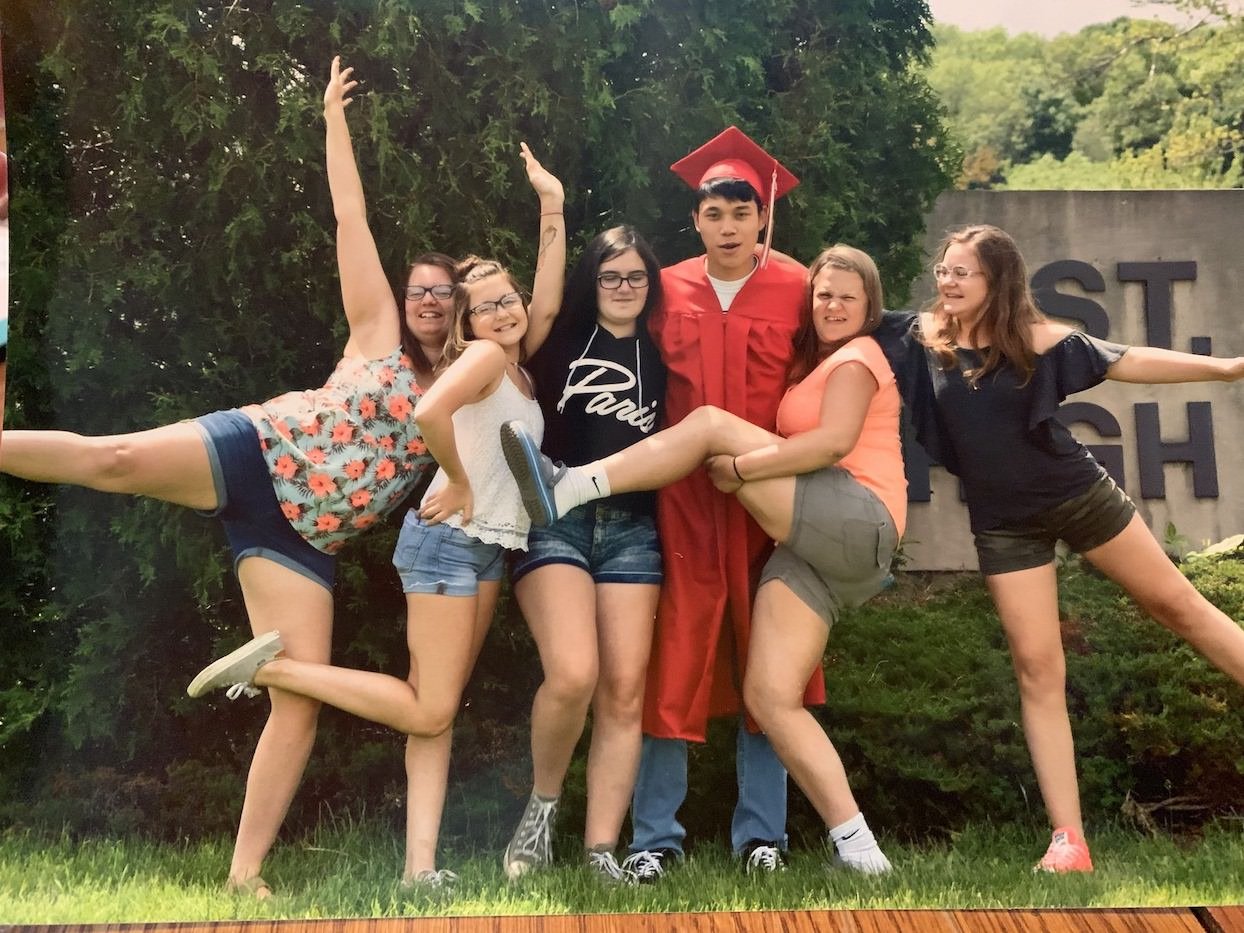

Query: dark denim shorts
[
  {"left": 392, "top": 510, "right": 505, "bottom": 596},
  {"left": 194, "top": 408, "right": 336, "bottom": 591},
  {"left": 974, "top": 472, "right": 1137, "bottom": 576},
  {"left": 511, "top": 502, "right": 663, "bottom": 586}
]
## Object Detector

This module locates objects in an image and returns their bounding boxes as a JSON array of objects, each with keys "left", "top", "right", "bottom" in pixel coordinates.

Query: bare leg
[
  {"left": 228, "top": 557, "right": 334, "bottom": 893},
  {"left": 0, "top": 424, "right": 218, "bottom": 510},
  {"left": 743, "top": 580, "right": 859, "bottom": 827},
  {"left": 1084, "top": 514, "right": 1244, "bottom": 685},
  {"left": 986, "top": 562, "right": 1082, "bottom": 833},
  {"left": 254, "top": 587, "right": 491, "bottom": 737},
  {"left": 404, "top": 580, "right": 499, "bottom": 877},
  {"left": 516, "top": 566, "right": 599, "bottom": 799},
  {"left": 584, "top": 581, "right": 659, "bottom": 849},
  {"left": 601, "top": 406, "right": 780, "bottom": 495}
]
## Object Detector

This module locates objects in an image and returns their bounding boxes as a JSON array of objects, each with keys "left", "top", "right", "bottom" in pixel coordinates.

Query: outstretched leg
[
  {"left": 1084, "top": 514, "right": 1244, "bottom": 685},
  {"left": 597, "top": 406, "right": 780, "bottom": 494},
  {"left": 503, "top": 407, "right": 779, "bottom": 524},
  {"left": 1, "top": 423, "right": 218, "bottom": 510},
  {"left": 252, "top": 588, "right": 488, "bottom": 738}
]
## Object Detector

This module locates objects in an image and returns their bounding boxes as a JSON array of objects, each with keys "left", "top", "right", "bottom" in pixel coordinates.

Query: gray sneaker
[
  {"left": 187, "top": 631, "right": 283, "bottom": 699},
  {"left": 502, "top": 794, "right": 558, "bottom": 880},
  {"left": 499, "top": 421, "right": 565, "bottom": 527}
]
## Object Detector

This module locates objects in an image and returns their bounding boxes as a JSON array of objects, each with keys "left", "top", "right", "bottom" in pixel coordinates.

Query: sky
[{"left": 925, "top": 0, "right": 1196, "bottom": 36}]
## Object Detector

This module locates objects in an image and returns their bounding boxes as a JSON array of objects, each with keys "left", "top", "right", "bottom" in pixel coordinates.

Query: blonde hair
[{"left": 438, "top": 256, "right": 527, "bottom": 370}]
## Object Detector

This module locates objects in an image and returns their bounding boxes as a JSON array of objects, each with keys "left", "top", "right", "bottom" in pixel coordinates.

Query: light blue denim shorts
[
  {"left": 511, "top": 502, "right": 662, "bottom": 585},
  {"left": 391, "top": 510, "right": 505, "bottom": 596}
]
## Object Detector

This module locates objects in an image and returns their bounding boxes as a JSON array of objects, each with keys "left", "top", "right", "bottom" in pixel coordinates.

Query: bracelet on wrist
[
  {"left": 540, "top": 211, "right": 564, "bottom": 217},
  {"left": 732, "top": 456, "right": 745, "bottom": 482}
]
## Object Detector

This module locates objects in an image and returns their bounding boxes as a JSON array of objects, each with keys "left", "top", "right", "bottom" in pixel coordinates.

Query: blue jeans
[{"left": 629, "top": 723, "right": 788, "bottom": 855}]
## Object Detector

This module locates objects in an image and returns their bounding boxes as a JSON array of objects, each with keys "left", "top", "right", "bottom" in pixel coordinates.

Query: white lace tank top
[{"left": 421, "top": 372, "right": 544, "bottom": 550}]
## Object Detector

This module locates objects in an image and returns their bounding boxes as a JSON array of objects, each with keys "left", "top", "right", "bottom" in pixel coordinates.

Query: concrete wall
[{"left": 903, "top": 190, "right": 1244, "bottom": 571}]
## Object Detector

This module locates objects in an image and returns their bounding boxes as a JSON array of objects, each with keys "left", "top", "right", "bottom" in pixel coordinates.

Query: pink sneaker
[{"left": 1034, "top": 826, "right": 1094, "bottom": 873}]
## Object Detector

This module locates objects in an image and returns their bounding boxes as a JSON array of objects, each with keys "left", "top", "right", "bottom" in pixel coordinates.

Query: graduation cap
[{"left": 670, "top": 126, "right": 799, "bottom": 267}]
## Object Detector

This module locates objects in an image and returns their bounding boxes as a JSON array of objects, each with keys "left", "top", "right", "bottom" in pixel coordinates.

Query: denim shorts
[
  {"left": 510, "top": 502, "right": 662, "bottom": 586},
  {"left": 392, "top": 510, "right": 505, "bottom": 595},
  {"left": 974, "top": 472, "right": 1137, "bottom": 576},
  {"left": 194, "top": 408, "right": 336, "bottom": 591},
  {"left": 759, "top": 466, "right": 897, "bottom": 628}
]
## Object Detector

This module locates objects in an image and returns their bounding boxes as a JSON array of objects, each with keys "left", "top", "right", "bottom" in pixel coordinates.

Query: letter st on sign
[{"left": 903, "top": 259, "right": 1220, "bottom": 503}]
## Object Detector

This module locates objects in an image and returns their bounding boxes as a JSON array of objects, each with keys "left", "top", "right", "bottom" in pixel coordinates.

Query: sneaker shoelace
[
  {"left": 588, "top": 850, "right": 631, "bottom": 883},
  {"left": 225, "top": 682, "right": 260, "bottom": 700},
  {"left": 745, "top": 845, "right": 782, "bottom": 873},
  {"left": 621, "top": 850, "right": 665, "bottom": 880},
  {"left": 510, "top": 797, "right": 557, "bottom": 863}
]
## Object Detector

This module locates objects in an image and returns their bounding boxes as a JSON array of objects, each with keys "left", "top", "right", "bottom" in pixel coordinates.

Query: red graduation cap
[{"left": 670, "top": 126, "right": 799, "bottom": 267}]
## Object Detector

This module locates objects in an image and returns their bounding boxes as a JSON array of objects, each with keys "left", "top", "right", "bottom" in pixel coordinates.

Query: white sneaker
[
  {"left": 186, "top": 631, "right": 283, "bottom": 698},
  {"left": 586, "top": 849, "right": 635, "bottom": 885},
  {"left": 743, "top": 842, "right": 785, "bottom": 874},
  {"left": 620, "top": 848, "right": 674, "bottom": 883}
]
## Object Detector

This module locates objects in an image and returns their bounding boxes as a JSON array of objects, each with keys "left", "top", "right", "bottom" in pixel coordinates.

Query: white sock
[
  {"left": 554, "top": 461, "right": 611, "bottom": 517},
  {"left": 829, "top": 812, "right": 892, "bottom": 874}
]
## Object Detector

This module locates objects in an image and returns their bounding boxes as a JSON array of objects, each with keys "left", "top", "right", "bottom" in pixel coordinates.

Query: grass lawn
[{"left": 2, "top": 820, "right": 1242, "bottom": 923}]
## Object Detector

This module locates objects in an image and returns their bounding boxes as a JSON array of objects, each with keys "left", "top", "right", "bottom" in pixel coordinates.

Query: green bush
[{"left": 789, "top": 554, "right": 1244, "bottom": 842}]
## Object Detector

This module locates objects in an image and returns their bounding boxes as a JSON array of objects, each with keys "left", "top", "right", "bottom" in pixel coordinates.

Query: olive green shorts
[
  {"left": 759, "top": 466, "right": 898, "bottom": 628},
  {"left": 973, "top": 472, "right": 1136, "bottom": 576}
]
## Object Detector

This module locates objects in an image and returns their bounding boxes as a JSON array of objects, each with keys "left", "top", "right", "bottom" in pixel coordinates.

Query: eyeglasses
[
  {"left": 469, "top": 291, "right": 524, "bottom": 317},
  {"left": 932, "top": 264, "right": 985, "bottom": 282},
  {"left": 597, "top": 271, "right": 650, "bottom": 290},
  {"left": 405, "top": 284, "right": 456, "bottom": 301}
]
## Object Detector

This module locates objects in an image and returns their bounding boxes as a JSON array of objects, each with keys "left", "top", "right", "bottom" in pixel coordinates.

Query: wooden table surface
[{"left": 19, "top": 906, "right": 1244, "bottom": 933}]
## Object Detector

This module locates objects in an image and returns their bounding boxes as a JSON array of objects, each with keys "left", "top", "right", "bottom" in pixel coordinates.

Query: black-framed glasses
[
  {"left": 469, "top": 291, "right": 524, "bottom": 317},
  {"left": 932, "top": 264, "right": 985, "bottom": 282},
  {"left": 404, "top": 283, "right": 456, "bottom": 301},
  {"left": 597, "top": 271, "right": 650, "bottom": 290}
]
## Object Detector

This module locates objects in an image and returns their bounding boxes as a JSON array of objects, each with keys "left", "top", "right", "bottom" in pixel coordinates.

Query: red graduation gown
[{"left": 644, "top": 256, "right": 827, "bottom": 742}]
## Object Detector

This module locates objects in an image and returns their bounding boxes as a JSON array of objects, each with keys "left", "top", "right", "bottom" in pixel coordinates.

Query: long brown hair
[
  {"left": 439, "top": 255, "right": 527, "bottom": 370},
  {"left": 787, "top": 244, "right": 884, "bottom": 385},
  {"left": 922, "top": 225, "right": 1046, "bottom": 386}
]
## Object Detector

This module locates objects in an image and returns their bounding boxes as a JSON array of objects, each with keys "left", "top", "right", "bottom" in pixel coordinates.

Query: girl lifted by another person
[
  {"left": 499, "top": 225, "right": 666, "bottom": 884},
  {"left": 874, "top": 223, "right": 1244, "bottom": 873},
  {"left": 503, "top": 244, "right": 906, "bottom": 875}
]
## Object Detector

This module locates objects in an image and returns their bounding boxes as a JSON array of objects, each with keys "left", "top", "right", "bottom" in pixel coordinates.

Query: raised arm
[
  {"left": 1106, "top": 346, "right": 1244, "bottom": 384},
  {"left": 413, "top": 341, "right": 508, "bottom": 524},
  {"left": 324, "top": 56, "right": 401, "bottom": 359},
  {"left": 519, "top": 143, "right": 566, "bottom": 358}
]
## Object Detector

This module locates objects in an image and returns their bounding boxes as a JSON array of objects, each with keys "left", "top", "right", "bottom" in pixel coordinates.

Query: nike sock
[
  {"left": 553, "top": 461, "right": 611, "bottom": 517},
  {"left": 828, "top": 811, "right": 892, "bottom": 874}
]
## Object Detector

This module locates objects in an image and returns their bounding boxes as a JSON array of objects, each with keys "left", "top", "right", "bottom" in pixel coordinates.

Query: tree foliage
[
  {"left": 927, "top": 10, "right": 1244, "bottom": 189},
  {"left": 0, "top": 1, "right": 954, "bottom": 837}
]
